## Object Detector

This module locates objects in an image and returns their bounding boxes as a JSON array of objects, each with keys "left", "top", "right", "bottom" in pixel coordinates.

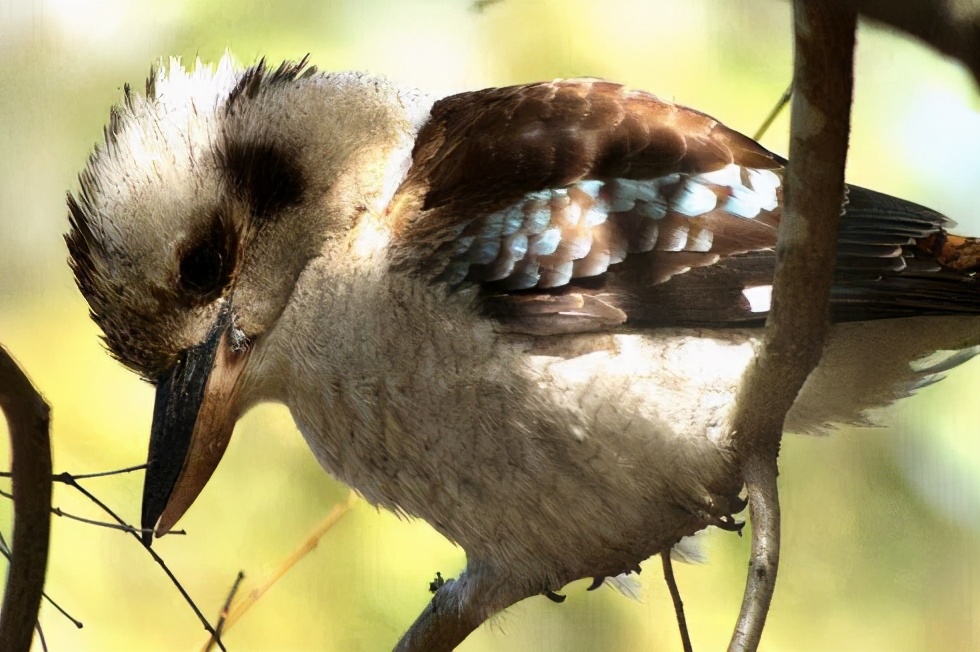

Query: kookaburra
[{"left": 66, "top": 56, "right": 980, "bottom": 645}]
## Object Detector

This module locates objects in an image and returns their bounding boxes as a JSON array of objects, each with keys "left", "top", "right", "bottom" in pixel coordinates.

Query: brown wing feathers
[{"left": 387, "top": 79, "right": 978, "bottom": 332}]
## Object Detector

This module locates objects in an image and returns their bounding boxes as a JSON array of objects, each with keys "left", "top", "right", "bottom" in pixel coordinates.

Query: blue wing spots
[
  {"left": 478, "top": 212, "right": 506, "bottom": 238},
  {"left": 470, "top": 238, "right": 501, "bottom": 264},
  {"left": 722, "top": 185, "right": 764, "bottom": 219},
  {"left": 525, "top": 205, "right": 552, "bottom": 234},
  {"left": 745, "top": 168, "right": 781, "bottom": 210},
  {"left": 438, "top": 166, "right": 781, "bottom": 290},
  {"left": 500, "top": 206, "right": 525, "bottom": 236},
  {"left": 504, "top": 233, "right": 529, "bottom": 259},
  {"left": 529, "top": 227, "right": 561, "bottom": 255},
  {"left": 670, "top": 180, "right": 718, "bottom": 217},
  {"left": 633, "top": 200, "right": 668, "bottom": 219},
  {"left": 509, "top": 258, "right": 541, "bottom": 288},
  {"left": 447, "top": 235, "right": 475, "bottom": 256}
]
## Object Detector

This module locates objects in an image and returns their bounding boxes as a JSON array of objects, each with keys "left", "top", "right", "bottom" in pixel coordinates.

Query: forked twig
[
  {"left": 727, "top": 1, "right": 856, "bottom": 650},
  {"left": 0, "top": 486, "right": 183, "bottom": 536},
  {"left": 58, "top": 475, "right": 227, "bottom": 650},
  {"left": 200, "top": 491, "right": 358, "bottom": 652}
]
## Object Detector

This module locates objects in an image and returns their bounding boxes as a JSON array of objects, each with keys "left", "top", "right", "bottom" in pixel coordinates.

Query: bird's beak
[{"left": 140, "top": 307, "right": 250, "bottom": 545}]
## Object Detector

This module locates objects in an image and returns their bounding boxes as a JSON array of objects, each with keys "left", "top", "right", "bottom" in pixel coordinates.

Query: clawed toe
[
  {"left": 543, "top": 589, "right": 567, "bottom": 603},
  {"left": 714, "top": 514, "right": 745, "bottom": 535}
]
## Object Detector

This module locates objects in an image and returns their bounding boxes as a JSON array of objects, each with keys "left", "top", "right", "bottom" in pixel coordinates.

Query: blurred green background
[{"left": 2, "top": 0, "right": 980, "bottom": 650}]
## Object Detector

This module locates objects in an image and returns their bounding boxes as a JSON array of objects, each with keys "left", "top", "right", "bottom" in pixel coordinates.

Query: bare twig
[
  {"left": 0, "top": 464, "right": 147, "bottom": 481},
  {"left": 55, "top": 464, "right": 146, "bottom": 480},
  {"left": 727, "top": 2, "right": 857, "bottom": 651},
  {"left": 205, "top": 571, "right": 245, "bottom": 652},
  {"left": 0, "top": 486, "right": 184, "bottom": 536},
  {"left": 58, "top": 475, "right": 227, "bottom": 650},
  {"left": 35, "top": 621, "right": 48, "bottom": 652},
  {"left": 752, "top": 83, "right": 793, "bottom": 141},
  {"left": 0, "top": 532, "right": 83, "bottom": 629},
  {"left": 661, "top": 550, "right": 693, "bottom": 652},
  {"left": 199, "top": 492, "right": 358, "bottom": 651},
  {"left": 0, "top": 345, "right": 53, "bottom": 652}
]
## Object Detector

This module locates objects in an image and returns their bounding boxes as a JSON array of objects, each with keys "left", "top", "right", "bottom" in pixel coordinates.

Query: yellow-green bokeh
[{"left": 2, "top": 1, "right": 979, "bottom": 650}]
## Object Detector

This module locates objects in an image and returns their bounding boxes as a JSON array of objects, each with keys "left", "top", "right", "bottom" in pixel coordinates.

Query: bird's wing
[{"left": 386, "top": 79, "right": 977, "bottom": 334}]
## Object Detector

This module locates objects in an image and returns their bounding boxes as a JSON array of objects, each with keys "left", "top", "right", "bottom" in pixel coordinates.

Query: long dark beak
[{"left": 140, "top": 308, "right": 250, "bottom": 545}]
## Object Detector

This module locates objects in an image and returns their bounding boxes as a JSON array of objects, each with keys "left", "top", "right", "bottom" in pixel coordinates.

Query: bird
[{"left": 65, "top": 55, "right": 980, "bottom": 646}]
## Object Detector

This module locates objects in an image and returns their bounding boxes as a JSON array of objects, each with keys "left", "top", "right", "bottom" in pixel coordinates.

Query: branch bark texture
[
  {"left": 0, "top": 345, "right": 53, "bottom": 652},
  {"left": 728, "top": 1, "right": 857, "bottom": 650}
]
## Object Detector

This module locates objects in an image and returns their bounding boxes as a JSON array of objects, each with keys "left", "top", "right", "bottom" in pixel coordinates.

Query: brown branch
[
  {"left": 0, "top": 345, "right": 53, "bottom": 652},
  {"left": 0, "top": 532, "right": 83, "bottom": 629},
  {"left": 392, "top": 579, "right": 486, "bottom": 652},
  {"left": 661, "top": 550, "right": 693, "bottom": 652},
  {"left": 727, "top": 1, "right": 857, "bottom": 650},
  {"left": 836, "top": 0, "right": 980, "bottom": 86}
]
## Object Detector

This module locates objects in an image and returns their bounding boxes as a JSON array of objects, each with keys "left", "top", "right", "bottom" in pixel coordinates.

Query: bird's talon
[
  {"left": 715, "top": 515, "right": 745, "bottom": 534},
  {"left": 544, "top": 590, "right": 566, "bottom": 603},
  {"left": 586, "top": 576, "right": 605, "bottom": 591},
  {"left": 731, "top": 493, "right": 749, "bottom": 514}
]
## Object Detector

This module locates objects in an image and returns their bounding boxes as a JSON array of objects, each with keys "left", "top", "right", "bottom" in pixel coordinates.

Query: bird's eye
[
  {"left": 180, "top": 241, "right": 225, "bottom": 294},
  {"left": 178, "top": 214, "right": 238, "bottom": 302}
]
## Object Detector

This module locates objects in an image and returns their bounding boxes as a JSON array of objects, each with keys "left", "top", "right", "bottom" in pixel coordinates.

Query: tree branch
[
  {"left": 727, "top": 1, "right": 857, "bottom": 650},
  {"left": 392, "top": 579, "right": 485, "bottom": 652},
  {"left": 838, "top": 0, "right": 980, "bottom": 85},
  {"left": 0, "top": 345, "right": 53, "bottom": 652}
]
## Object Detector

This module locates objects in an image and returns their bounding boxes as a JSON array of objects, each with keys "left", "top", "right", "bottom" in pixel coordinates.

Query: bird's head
[{"left": 66, "top": 55, "right": 428, "bottom": 543}]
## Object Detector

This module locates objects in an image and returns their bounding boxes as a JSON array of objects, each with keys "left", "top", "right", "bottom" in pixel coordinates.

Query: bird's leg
[{"left": 394, "top": 563, "right": 535, "bottom": 652}]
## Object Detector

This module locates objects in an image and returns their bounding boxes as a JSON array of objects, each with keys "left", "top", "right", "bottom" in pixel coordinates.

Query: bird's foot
[
  {"left": 428, "top": 571, "right": 447, "bottom": 594},
  {"left": 712, "top": 514, "right": 746, "bottom": 535}
]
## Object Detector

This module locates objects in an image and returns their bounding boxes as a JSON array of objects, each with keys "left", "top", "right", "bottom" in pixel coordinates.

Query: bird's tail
[{"left": 831, "top": 185, "right": 980, "bottom": 321}]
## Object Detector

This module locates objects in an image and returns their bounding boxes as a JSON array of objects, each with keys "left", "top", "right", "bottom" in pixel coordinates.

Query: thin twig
[
  {"left": 205, "top": 571, "right": 245, "bottom": 652},
  {"left": 56, "top": 464, "right": 147, "bottom": 480},
  {"left": 0, "top": 345, "right": 53, "bottom": 652},
  {"left": 199, "top": 492, "right": 358, "bottom": 651},
  {"left": 661, "top": 549, "right": 693, "bottom": 652},
  {"left": 0, "top": 533, "right": 83, "bottom": 629},
  {"left": 0, "top": 487, "right": 184, "bottom": 536},
  {"left": 726, "top": 1, "right": 856, "bottom": 650},
  {"left": 59, "top": 476, "right": 227, "bottom": 650},
  {"left": 34, "top": 621, "right": 47, "bottom": 652},
  {"left": 0, "top": 464, "right": 147, "bottom": 481},
  {"left": 752, "top": 83, "right": 793, "bottom": 141}
]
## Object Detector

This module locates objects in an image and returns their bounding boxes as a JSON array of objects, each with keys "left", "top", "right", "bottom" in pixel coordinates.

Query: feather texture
[{"left": 385, "top": 82, "right": 979, "bottom": 333}]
